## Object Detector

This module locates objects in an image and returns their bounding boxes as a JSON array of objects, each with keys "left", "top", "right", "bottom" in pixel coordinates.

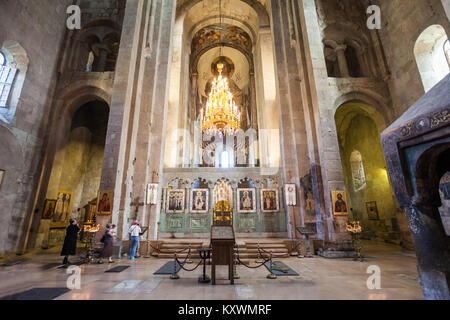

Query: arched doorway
[
  {"left": 36, "top": 99, "right": 110, "bottom": 248},
  {"left": 334, "top": 101, "right": 406, "bottom": 244}
]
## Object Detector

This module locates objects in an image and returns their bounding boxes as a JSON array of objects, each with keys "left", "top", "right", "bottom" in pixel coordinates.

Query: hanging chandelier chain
[
  {"left": 219, "top": 0, "right": 223, "bottom": 56},
  {"left": 199, "top": 0, "right": 241, "bottom": 136}
]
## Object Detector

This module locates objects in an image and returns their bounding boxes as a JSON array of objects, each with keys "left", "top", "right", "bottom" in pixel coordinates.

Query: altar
[{"left": 158, "top": 167, "right": 288, "bottom": 238}]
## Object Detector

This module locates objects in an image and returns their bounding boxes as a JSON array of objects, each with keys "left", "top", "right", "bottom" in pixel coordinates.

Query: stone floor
[{"left": 0, "top": 241, "right": 424, "bottom": 300}]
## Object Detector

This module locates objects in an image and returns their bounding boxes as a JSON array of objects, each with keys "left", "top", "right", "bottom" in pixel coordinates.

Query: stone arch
[
  {"left": 33, "top": 85, "right": 111, "bottom": 222},
  {"left": 73, "top": 19, "right": 122, "bottom": 72},
  {"left": 414, "top": 143, "right": 450, "bottom": 208},
  {"left": 177, "top": 0, "right": 269, "bottom": 28},
  {"left": 334, "top": 100, "right": 398, "bottom": 238},
  {"left": 333, "top": 91, "right": 392, "bottom": 129},
  {"left": 322, "top": 23, "right": 374, "bottom": 78}
]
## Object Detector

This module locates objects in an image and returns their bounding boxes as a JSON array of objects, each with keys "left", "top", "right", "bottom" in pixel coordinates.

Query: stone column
[
  {"left": 99, "top": 0, "right": 145, "bottom": 240},
  {"left": 96, "top": 46, "right": 109, "bottom": 72},
  {"left": 193, "top": 120, "right": 201, "bottom": 167},
  {"left": 249, "top": 71, "right": 258, "bottom": 131},
  {"left": 335, "top": 44, "right": 350, "bottom": 77},
  {"left": 99, "top": 0, "right": 177, "bottom": 241},
  {"left": 269, "top": 0, "right": 312, "bottom": 238},
  {"left": 191, "top": 73, "right": 200, "bottom": 167}
]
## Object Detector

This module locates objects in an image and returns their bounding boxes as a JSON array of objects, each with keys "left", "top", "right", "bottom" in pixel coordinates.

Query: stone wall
[
  {"left": 372, "top": 0, "right": 450, "bottom": 116},
  {"left": 0, "top": 0, "right": 72, "bottom": 256},
  {"left": 80, "top": 0, "right": 126, "bottom": 25}
]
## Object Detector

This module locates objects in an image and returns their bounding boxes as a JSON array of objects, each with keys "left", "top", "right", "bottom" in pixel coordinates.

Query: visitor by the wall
[
  {"left": 98, "top": 224, "right": 115, "bottom": 264},
  {"left": 128, "top": 221, "right": 142, "bottom": 261},
  {"left": 61, "top": 219, "right": 80, "bottom": 265}
]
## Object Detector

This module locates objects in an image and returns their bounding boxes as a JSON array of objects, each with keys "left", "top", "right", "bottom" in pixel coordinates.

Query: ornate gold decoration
[
  {"left": 201, "top": 63, "right": 241, "bottom": 135},
  {"left": 430, "top": 109, "right": 449, "bottom": 128}
]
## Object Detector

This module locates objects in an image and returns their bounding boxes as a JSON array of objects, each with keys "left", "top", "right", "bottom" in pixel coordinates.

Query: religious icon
[
  {"left": 237, "top": 188, "right": 256, "bottom": 213},
  {"left": 166, "top": 189, "right": 186, "bottom": 213},
  {"left": 366, "top": 201, "right": 379, "bottom": 220},
  {"left": 42, "top": 199, "right": 56, "bottom": 220},
  {"left": 332, "top": 191, "right": 349, "bottom": 216},
  {"left": 97, "top": 190, "right": 113, "bottom": 215},
  {"left": 285, "top": 184, "right": 297, "bottom": 206},
  {"left": 214, "top": 180, "right": 233, "bottom": 207},
  {"left": 146, "top": 183, "right": 159, "bottom": 205},
  {"left": 261, "top": 189, "right": 280, "bottom": 213},
  {"left": 51, "top": 191, "right": 73, "bottom": 228},
  {"left": 190, "top": 189, "right": 209, "bottom": 213}
]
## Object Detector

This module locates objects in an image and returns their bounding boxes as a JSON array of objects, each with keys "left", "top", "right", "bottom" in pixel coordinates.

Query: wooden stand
[
  {"left": 296, "top": 226, "right": 315, "bottom": 258},
  {"left": 210, "top": 225, "right": 235, "bottom": 285}
]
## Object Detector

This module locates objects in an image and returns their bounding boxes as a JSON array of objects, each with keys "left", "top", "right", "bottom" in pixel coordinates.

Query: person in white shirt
[{"left": 128, "top": 221, "right": 142, "bottom": 260}]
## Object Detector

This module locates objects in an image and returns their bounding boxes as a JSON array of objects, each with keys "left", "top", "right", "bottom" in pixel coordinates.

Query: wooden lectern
[{"left": 210, "top": 225, "right": 235, "bottom": 285}]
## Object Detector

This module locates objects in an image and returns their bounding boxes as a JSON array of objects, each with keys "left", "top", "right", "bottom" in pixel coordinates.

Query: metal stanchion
[
  {"left": 255, "top": 244, "right": 264, "bottom": 263},
  {"left": 266, "top": 252, "right": 277, "bottom": 279},
  {"left": 198, "top": 249, "right": 211, "bottom": 284},
  {"left": 290, "top": 240, "right": 299, "bottom": 257},
  {"left": 234, "top": 247, "right": 240, "bottom": 279},
  {"left": 170, "top": 253, "right": 180, "bottom": 280},
  {"left": 186, "top": 244, "right": 193, "bottom": 264},
  {"left": 151, "top": 241, "right": 159, "bottom": 257},
  {"left": 297, "top": 240, "right": 305, "bottom": 258}
]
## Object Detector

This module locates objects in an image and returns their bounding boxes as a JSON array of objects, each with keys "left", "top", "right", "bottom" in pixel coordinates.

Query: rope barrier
[
  {"left": 178, "top": 247, "right": 192, "bottom": 265},
  {"left": 150, "top": 244, "right": 190, "bottom": 254},
  {"left": 175, "top": 257, "right": 203, "bottom": 272},
  {"left": 258, "top": 241, "right": 302, "bottom": 258},
  {"left": 235, "top": 245, "right": 270, "bottom": 269}
]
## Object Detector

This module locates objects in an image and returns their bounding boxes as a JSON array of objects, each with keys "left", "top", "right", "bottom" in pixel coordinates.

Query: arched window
[
  {"left": 444, "top": 40, "right": 450, "bottom": 67},
  {"left": 345, "top": 45, "right": 363, "bottom": 78},
  {"left": 0, "top": 41, "right": 29, "bottom": 123},
  {"left": 0, "top": 50, "right": 17, "bottom": 108},
  {"left": 350, "top": 151, "right": 366, "bottom": 191},
  {"left": 414, "top": 25, "right": 450, "bottom": 92}
]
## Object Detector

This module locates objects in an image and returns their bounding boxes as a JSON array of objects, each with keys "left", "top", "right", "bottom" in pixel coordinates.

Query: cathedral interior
[{"left": 0, "top": 0, "right": 449, "bottom": 301}]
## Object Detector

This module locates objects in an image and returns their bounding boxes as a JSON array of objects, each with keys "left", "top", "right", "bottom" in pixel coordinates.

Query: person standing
[
  {"left": 128, "top": 221, "right": 142, "bottom": 261},
  {"left": 61, "top": 219, "right": 80, "bottom": 265},
  {"left": 98, "top": 224, "right": 115, "bottom": 264}
]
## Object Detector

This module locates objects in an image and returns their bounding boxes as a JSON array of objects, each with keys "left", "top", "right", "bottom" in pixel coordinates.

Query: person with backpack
[
  {"left": 98, "top": 224, "right": 115, "bottom": 264},
  {"left": 128, "top": 221, "right": 142, "bottom": 261}
]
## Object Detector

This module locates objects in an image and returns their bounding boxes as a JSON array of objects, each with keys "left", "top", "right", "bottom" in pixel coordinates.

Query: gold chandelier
[{"left": 200, "top": 63, "right": 241, "bottom": 135}]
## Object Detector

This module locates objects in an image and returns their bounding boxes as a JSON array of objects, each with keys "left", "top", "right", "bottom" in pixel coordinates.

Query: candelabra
[
  {"left": 82, "top": 224, "right": 100, "bottom": 264},
  {"left": 346, "top": 221, "right": 364, "bottom": 262}
]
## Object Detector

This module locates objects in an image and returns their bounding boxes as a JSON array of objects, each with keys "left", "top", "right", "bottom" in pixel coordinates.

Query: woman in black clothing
[{"left": 61, "top": 219, "right": 80, "bottom": 265}]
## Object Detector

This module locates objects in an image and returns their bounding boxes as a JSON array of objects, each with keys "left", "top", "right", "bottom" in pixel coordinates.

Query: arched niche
[
  {"left": 38, "top": 98, "right": 110, "bottom": 247},
  {"left": 72, "top": 19, "right": 122, "bottom": 72},
  {"left": 322, "top": 23, "right": 375, "bottom": 78},
  {"left": 335, "top": 102, "right": 398, "bottom": 238},
  {"left": 414, "top": 24, "right": 449, "bottom": 92}
]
